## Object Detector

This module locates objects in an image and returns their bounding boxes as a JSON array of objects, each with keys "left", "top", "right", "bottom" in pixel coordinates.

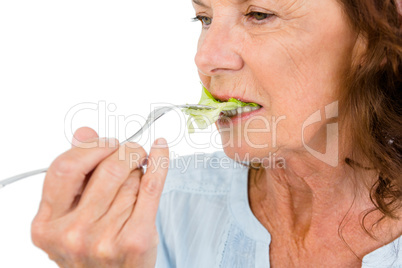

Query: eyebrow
[
  {"left": 192, "top": 0, "right": 248, "bottom": 8},
  {"left": 192, "top": 0, "right": 208, "bottom": 7}
]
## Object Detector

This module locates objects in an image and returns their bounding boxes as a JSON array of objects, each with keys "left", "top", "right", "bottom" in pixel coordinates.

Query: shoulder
[
  {"left": 161, "top": 150, "right": 248, "bottom": 195},
  {"left": 363, "top": 235, "right": 402, "bottom": 267}
]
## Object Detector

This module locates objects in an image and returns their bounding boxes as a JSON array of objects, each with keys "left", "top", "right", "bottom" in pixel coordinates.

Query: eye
[
  {"left": 244, "top": 11, "right": 274, "bottom": 22},
  {"left": 191, "top": 15, "right": 212, "bottom": 27}
]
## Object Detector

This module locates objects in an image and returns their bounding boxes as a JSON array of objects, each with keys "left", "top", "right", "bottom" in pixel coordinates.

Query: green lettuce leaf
[{"left": 182, "top": 85, "right": 260, "bottom": 133}]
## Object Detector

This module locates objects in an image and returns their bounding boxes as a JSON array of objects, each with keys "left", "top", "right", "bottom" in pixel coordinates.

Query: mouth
[
  {"left": 211, "top": 92, "right": 260, "bottom": 104},
  {"left": 217, "top": 104, "right": 264, "bottom": 127},
  {"left": 211, "top": 93, "right": 263, "bottom": 118}
]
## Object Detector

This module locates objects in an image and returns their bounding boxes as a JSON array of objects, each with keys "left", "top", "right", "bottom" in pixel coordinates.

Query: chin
[{"left": 215, "top": 110, "right": 285, "bottom": 159}]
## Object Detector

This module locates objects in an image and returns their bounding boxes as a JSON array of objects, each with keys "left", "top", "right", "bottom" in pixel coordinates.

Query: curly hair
[{"left": 337, "top": 0, "right": 402, "bottom": 230}]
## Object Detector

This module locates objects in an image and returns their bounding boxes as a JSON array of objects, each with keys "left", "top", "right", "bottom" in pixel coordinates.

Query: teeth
[
  {"left": 222, "top": 105, "right": 261, "bottom": 117},
  {"left": 243, "top": 106, "right": 252, "bottom": 113}
]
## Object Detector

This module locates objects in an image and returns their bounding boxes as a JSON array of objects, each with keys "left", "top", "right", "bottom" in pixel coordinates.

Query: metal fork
[{"left": 0, "top": 104, "right": 215, "bottom": 189}]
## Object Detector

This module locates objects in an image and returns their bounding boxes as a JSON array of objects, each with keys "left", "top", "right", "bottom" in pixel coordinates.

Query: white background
[{"left": 0, "top": 1, "right": 221, "bottom": 266}]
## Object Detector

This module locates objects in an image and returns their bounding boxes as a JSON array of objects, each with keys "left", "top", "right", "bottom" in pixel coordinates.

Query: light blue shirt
[{"left": 155, "top": 151, "right": 402, "bottom": 267}]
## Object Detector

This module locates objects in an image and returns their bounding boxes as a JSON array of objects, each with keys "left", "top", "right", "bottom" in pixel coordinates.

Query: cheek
[
  {"left": 242, "top": 39, "right": 325, "bottom": 148},
  {"left": 248, "top": 35, "right": 338, "bottom": 110},
  {"left": 246, "top": 0, "right": 356, "bottom": 108},
  {"left": 242, "top": 16, "right": 355, "bottom": 147}
]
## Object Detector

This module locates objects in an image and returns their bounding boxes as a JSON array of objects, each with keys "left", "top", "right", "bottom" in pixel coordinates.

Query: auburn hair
[{"left": 337, "top": 0, "right": 402, "bottom": 227}]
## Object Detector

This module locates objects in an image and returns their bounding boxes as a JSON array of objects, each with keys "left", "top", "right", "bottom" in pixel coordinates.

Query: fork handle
[
  {"left": 121, "top": 119, "right": 151, "bottom": 145},
  {"left": 0, "top": 168, "right": 48, "bottom": 189},
  {"left": 0, "top": 121, "right": 151, "bottom": 189}
]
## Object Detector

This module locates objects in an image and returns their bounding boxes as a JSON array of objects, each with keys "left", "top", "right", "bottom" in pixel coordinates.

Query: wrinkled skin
[
  {"left": 194, "top": 0, "right": 356, "bottom": 160},
  {"left": 31, "top": 127, "right": 169, "bottom": 267},
  {"left": 193, "top": 0, "right": 402, "bottom": 267}
]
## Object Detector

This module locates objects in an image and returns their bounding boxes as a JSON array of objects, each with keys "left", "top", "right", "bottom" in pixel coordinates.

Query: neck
[{"left": 248, "top": 150, "right": 401, "bottom": 260}]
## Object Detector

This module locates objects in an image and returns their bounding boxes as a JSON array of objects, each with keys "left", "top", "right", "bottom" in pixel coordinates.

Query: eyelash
[{"left": 191, "top": 11, "right": 275, "bottom": 28}]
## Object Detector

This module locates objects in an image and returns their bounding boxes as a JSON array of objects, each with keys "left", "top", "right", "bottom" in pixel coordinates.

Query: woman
[{"left": 31, "top": 0, "right": 401, "bottom": 267}]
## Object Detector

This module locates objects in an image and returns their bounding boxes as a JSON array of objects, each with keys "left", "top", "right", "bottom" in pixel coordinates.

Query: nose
[{"left": 194, "top": 22, "right": 244, "bottom": 76}]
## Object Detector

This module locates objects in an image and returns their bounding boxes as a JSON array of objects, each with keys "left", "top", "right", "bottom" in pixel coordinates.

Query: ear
[
  {"left": 397, "top": 0, "right": 402, "bottom": 16},
  {"left": 351, "top": 33, "right": 367, "bottom": 69}
]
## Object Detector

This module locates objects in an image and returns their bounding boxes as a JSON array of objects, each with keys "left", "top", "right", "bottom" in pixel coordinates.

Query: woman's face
[{"left": 193, "top": 0, "right": 358, "bottom": 163}]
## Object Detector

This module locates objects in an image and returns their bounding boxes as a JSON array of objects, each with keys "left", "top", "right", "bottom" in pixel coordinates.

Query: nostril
[{"left": 211, "top": 68, "right": 232, "bottom": 73}]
